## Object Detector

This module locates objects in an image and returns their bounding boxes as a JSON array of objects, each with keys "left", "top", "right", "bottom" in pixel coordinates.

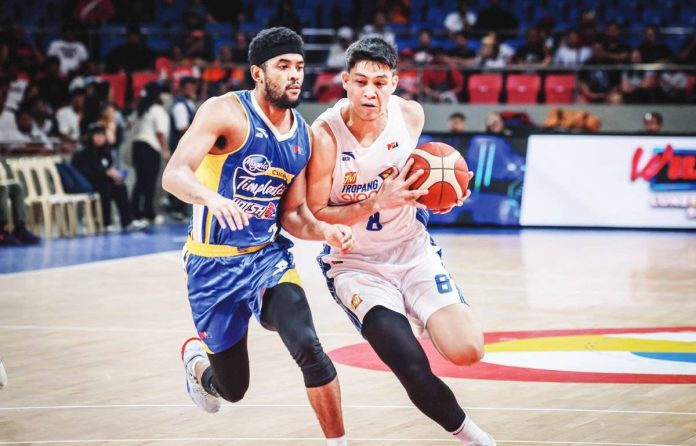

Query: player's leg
[
  {"left": 403, "top": 243, "right": 484, "bottom": 366},
  {"left": 362, "top": 306, "right": 494, "bottom": 445},
  {"left": 261, "top": 282, "right": 346, "bottom": 443},
  {"left": 427, "top": 303, "right": 484, "bottom": 366}
]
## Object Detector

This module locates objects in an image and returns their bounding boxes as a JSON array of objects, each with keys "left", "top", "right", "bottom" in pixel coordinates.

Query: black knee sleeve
[
  {"left": 362, "top": 306, "right": 465, "bottom": 432},
  {"left": 206, "top": 333, "right": 250, "bottom": 403},
  {"left": 262, "top": 283, "right": 337, "bottom": 388}
]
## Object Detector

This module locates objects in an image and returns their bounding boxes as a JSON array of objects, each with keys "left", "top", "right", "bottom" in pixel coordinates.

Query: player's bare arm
[
  {"left": 280, "top": 163, "right": 354, "bottom": 253},
  {"left": 161, "top": 95, "right": 250, "bottom": 231},
  {"left": 307, "top": 120, "right": 427, "bottom": 226}
]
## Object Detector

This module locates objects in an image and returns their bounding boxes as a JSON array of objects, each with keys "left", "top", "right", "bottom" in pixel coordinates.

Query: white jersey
[{"left": 316, "top": 95, "right": 428, "bottom": 259}]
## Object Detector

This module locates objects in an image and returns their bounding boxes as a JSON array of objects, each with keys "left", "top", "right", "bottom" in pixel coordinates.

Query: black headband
[{"left": 249, "top": 43, "right": 305, "bottom": 67}]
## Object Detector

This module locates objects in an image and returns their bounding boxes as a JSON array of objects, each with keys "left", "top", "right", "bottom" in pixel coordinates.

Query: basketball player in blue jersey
[
  {"left": 162, "top": 28, "right": 351, "bottom": 446},
  {"left": 308, "top": 37, "right": 496, "bottom": 445}
]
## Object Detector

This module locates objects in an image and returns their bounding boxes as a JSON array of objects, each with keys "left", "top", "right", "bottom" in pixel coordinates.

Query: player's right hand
[
  {"left": 206, "top": 194, "right": 250, "bottom": 231},
  {"left": 374, "top": 158, "right": 428, "bottom": 211}
]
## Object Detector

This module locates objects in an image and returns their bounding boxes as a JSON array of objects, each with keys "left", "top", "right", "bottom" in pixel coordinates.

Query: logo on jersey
[
  {"left": 242, "top": 154, "right": 271, "bottom": 174},
  {"left": 293, "top": 145, "right": 302, "bottom": 155},
  {"left": 233, "top": 198, "right": 278, "bottom": 219},
  {"left": 344, "top": 172, "right": 358, "bottom": 185},
  {"left": 387, "top": 141, "right": 399, "bottom": 151},
  {"left": 342, "top": 152, "right": 356, "bottom": 162},
  {"left": 255, "top": 128, "right": 269, "bottom": 139},
  {"left": 378, "top": 168, "right": 395, "bottom": 180},
  {"left": 351, "top": 293, "right": 363, "bottom": 310}
]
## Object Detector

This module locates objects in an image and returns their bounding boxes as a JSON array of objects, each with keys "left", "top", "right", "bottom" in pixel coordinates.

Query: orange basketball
[{"left": 408, "top": 142, "right": 470, "bottom": 212}]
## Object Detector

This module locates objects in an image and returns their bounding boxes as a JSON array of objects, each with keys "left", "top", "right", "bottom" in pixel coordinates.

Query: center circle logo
[{"left": 328, "top": 327, "right": 696, "bottom": 384}]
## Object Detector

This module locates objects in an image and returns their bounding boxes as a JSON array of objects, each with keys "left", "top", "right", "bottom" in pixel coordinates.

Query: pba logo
[
  {"left": 378, "top": 168, "right": 394, "bottom": 180},
  {"left": 344, "top": 172, "right": 358, "bottom": 185},
  {"left": 631, "top": 145, "right": 696, "bottom": 218},
  {"left": 387, "top": 141, "right": 399, "bottom": 151},
  {"left": 328, "top": 327, "right": 696, "bottom": 384}
]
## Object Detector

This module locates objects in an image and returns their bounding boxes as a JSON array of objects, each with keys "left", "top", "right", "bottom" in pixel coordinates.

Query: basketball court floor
[{"left": 1, "top": 224, "right": 694, "bottom": 445}]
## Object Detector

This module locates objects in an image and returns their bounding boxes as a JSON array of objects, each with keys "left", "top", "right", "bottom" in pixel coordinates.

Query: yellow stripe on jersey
[
  {"left": 225, "top": 91, "right": 251, "bottom": 154},
  {"left": 194, "top": 153, "right": 229, "bottom": 243},
  {"left": 279, "top": 268, "right": 304, "bottom": 288},
  {"left": 186, "top": 237, "right": 271, "bottom": 258}
]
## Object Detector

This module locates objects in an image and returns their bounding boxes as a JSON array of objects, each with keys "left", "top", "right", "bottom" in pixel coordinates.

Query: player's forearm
[
  {"left": 313, "top": 195, "right": 379, "bottom": 226},
  {"left": 281, "top": 204, "right": 329, "bottom": 241},
  {"left": 162, "top": 166, "right": 217, "bottom": 205}
]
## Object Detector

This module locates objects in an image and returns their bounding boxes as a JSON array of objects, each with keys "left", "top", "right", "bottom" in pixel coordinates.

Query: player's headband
[{"left": 249, "top": 44, "right": 305, "bottom": 67}]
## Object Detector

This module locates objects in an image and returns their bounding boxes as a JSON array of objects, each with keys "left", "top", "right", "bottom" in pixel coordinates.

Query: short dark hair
[
  {"left": 345, "top": 37, "right": 397, "bottom": 72},
  {"left": 449, "top": 112, "right": 466, "bottom": 121},
  {"left": 248, "top": 27, "right": 304, "bottom": 67}
]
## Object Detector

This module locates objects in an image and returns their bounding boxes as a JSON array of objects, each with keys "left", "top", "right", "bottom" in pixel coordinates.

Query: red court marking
[{"left": 328, "top": 327, "right": 696, "bottom": 384}]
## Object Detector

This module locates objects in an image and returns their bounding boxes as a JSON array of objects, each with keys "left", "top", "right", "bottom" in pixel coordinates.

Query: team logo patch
[
  {"left": 344, "top": 172, "right": 358, "bottom": 185},
  {"left": 328, "top": 327, "right": 696, "bottom": 384},
  {"left": 293, "top": 145, "right": 302, "bottom": 155},
  {"left": 378, "top": 168, "right": 395, "bottom": 180},
  {"left": 351, "top": 293, "right": 363, "bottom": 310},
  {"left": 242, "top": 154, "right": 271, "bottom": 174},
  {"left": 387, "top": 141, "right": 399, "bottom": 151}
]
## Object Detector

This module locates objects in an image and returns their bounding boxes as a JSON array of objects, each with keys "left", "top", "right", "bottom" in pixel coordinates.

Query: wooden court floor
[{"left": 1, "top": 229, "right": 695, "bottom": 445}]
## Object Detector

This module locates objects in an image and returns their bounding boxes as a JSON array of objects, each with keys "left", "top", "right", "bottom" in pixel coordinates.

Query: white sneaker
[
  {"left": 0, "top": 358, "right": 7, "bottom": 389},
  {"left": 126, "top": 219, "right": 149, "bottom": 231},
  {"left": 465, "top": 434, "right": 496, "bottom": 446},
  {"left": 181, "top": 337, "right": 220, "bottom": 413}
]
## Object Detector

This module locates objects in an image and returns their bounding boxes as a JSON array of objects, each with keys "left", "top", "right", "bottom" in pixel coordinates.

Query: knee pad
[{"left": 269, "top": 283, "right": 337, "bottom": 388}]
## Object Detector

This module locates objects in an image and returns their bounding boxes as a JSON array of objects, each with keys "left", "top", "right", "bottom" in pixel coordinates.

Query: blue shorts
[{"left": 183, "top": 235, "right": 302, "bottom": 353}]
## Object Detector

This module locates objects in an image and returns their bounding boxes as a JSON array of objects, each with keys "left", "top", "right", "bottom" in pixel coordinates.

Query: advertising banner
[{"left": 521, "top": 135, "right": 696, "bottom": 229}]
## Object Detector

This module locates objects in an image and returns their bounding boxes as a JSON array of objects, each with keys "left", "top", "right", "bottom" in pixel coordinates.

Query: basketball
[{"left": 408, "top": 142, "right": 471, "bottom": 211}]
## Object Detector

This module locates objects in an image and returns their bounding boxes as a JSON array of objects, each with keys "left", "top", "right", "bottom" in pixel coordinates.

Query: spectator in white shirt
[
  {"left": 11, "top": 106, "right": 50, "bottom": 146},
  {"left": 46, "top": 27, "right": 89, "bottom": 76},
  {"left": 553, "top": 29, "right": 592, "bottom": 67},
  {"left": 131, "top": 82, "right": 170, "bottom": 225},
  {"left": 326, "top": 27, "right": 355, "bottom": 69},
  {"left": 55, "top": 88, "right": 85, "bottom": 150},
  {"left": 444, "top": 0, "right": 477, "bottom": 34},
  {"left": 0, "top": 78, "right": 20, "bottom": 143}
]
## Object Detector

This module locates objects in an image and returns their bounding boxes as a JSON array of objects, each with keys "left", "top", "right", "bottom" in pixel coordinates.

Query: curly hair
[{"left": 248, "top": 27, "right": 304, "bottom": 68}]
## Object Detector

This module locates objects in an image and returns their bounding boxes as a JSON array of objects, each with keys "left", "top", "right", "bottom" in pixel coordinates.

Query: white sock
[
  {"left": 451, "top": 416, "right": 492, "bottom": 444},
  {"left": 326, "top": 435, "right": 347, "bottom": 446}
]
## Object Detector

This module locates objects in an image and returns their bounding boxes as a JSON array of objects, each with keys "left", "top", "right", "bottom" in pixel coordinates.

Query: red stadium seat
[
  {"left": 100, "top": 73, "right": 127, "bottom": 109},
  {"left": 131, "top": 71, "right": 160, "bottom": 103},
  {"left": 506, "top": 74, "right": 541, "bottom": 104},
  {"left": 545, "top": 74, "right": 576, "bottom": 104},
  {"left": 468, "top": 74, "right": 503, "bottom": 104}
]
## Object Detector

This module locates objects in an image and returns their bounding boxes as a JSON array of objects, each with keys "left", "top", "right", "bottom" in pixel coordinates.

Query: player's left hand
[
  {"left": 432, "top": 189, "right": 472, "bottom": 214},
  {"left": 323, "top": 224, "right": 354, "bottom": 254}
]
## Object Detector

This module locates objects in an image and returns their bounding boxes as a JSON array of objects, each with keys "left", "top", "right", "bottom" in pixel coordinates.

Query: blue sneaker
[{"left": 181, "top": 337, "right": 220, "bottom": 413}]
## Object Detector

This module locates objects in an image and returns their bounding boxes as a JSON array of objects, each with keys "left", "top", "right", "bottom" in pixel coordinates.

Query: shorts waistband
[{"left": 185, "top": 237, "right": 271, "bottom": 258}]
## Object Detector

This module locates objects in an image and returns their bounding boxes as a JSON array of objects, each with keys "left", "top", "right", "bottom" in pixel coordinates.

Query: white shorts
[{"left": 318, "top": 233, "right": 467, "bottom": 332}]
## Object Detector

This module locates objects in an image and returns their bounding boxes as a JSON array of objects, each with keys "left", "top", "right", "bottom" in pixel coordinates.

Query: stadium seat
[
  {"left": 468, "top": 74, "right": 503, "bottom": 104},
  {"left": 131, "top": 71, "right": 160, "bottom": 103},
  {"left": 544, "top": 74, "right": 576, "bottom": 104},
  {"left": 506, "top": 73, "right": 541, "bottom": 104},
  {"left": 100, "top": 73, "right": 127, "bottom": 109}
]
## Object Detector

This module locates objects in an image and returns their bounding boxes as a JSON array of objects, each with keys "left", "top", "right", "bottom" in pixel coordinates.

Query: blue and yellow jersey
[{"left": 189, "top": 90, "right": 311, "bottom": 249}]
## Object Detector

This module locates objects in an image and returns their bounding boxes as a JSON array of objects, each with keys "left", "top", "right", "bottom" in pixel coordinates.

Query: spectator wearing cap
[
  {"left": 72, "top": 123, "right": 133, "bottom": 231},
  {"left": 130, "top": 82, "right": 170, "bottom": 226},
  {"left": 448, "top": 112, "right": 466, "bottom": 133},
  {"left": 327, "top": 27, "right": 355, "bottom": 69},
  {"left": 643, "top": 112, "right": 663, "bottom": 134}
]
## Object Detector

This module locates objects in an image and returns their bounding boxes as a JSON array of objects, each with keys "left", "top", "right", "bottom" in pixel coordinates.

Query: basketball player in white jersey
[{"left": 307, "top": 37, "right": 496, "bottom": 445}]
